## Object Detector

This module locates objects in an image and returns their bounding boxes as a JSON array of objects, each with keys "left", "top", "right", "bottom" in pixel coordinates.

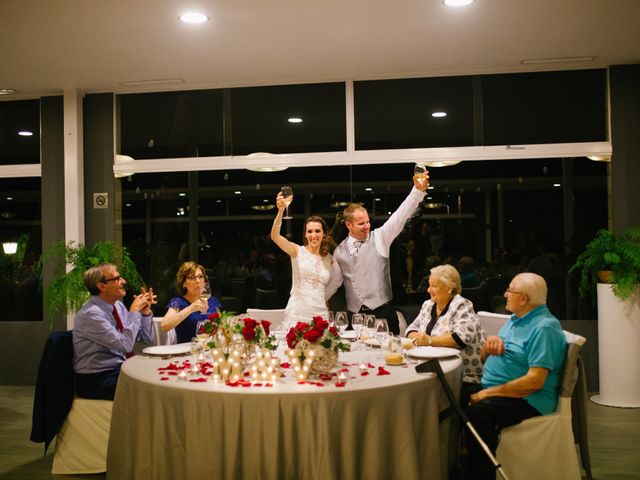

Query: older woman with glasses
[
  {"left": 405, "top": 264, "right": 486, "bottom": 387},
  {"left": 161, "top": 261, "right": 222, "bottom": 344}
]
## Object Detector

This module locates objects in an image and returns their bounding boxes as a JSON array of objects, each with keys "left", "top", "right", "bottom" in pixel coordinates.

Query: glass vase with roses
[{"left": 286, "top": 316, "right": 350, "bottom": 375}]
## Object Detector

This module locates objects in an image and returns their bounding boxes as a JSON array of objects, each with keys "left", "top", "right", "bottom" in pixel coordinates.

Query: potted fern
[
  {"left": 570, "top": 227, "right": 640, "bottom": 408},
  {"left": 38, "top": 240, "right": 145, "bottom": 327},
  {"left": 570, "top": 227, "right": 640, "bottom": 302}
]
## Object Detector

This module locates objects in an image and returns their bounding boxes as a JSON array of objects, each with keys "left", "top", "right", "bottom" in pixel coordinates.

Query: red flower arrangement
[
  {"left": 203, "top": 311, "right": 276, "bottom": 350},
  {"left": 286, "top": 316, "right": 350, "bottom": 352}
]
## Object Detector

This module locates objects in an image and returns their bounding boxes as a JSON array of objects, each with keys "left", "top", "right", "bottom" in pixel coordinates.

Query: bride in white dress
[{"left": 270, "top": 191, "right": 334, "bottom": 325}]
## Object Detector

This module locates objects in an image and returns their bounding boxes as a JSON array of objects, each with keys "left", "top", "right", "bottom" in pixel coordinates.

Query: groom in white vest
[{"left": 325, "top": 172, "right": 429, "bottom": 334}]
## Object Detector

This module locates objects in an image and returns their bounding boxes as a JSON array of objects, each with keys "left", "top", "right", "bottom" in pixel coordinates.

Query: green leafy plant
[
  {"left": 38, "top": 240, "right": 144, "bottom": 326},
  {"left": 570, "top": 227, "right": 640, "bottom": 302}
]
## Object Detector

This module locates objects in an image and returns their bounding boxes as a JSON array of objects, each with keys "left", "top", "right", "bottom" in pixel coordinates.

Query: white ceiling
[{"left": 1, "top": 0, "right": 640, "bottom": 98}]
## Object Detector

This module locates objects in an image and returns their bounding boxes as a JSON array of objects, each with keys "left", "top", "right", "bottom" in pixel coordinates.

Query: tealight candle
[
  {"left": 336, "top": 372, "right": 348, "bottom": 385},
  {"left": 190, "top": 364, "right": 200, "bottom": 375},
  {"left": 177, "top": 370, "right": 188, "bottom": 381},
  {"left": 359, "top": 362, "right": 368, "bottom": 373}
]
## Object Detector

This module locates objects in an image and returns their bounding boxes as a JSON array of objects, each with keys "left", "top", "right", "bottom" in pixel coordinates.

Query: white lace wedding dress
[{"left": 284, "top": 245, "right": 332, "bottom": 325}]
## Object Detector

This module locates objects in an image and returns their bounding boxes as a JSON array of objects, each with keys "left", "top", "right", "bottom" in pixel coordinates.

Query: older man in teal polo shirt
[{"left": 459, "top": 272, "right": 567, "bottom": 480}]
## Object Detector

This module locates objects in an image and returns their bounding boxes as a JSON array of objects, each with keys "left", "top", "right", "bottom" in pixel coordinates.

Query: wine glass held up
[
  {"left": 413, "top": 163, "right": 430, "bottom": 190},
  {"left": 280, "top": 185, "right": 293, "bottom": 220}
]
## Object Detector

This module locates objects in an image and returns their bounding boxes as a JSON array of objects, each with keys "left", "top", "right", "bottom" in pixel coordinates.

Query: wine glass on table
[
  {"left": 281, "top": 185, "right": 293, "bottom": 220},
  {"left": 351, "top": 313, "right": 364, "bottom": 349},
  {"left": 374, "top": 318, "right": 390, "bottom": 357},
  {"left": 414, "top": 163, "right": 429, "bottom": 189},
  {"left": 364, "top": 314, "right": 377, "bottom": 347},
  {"left": 195, "top": 320, "right": 209, "bottom": 348},
  {"left": 335, "top": 311, "right": 348, "bottom": 336}
]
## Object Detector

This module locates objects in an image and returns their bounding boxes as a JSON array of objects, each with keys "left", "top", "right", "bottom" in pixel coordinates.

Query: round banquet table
[{"left": 106, "top": 347, "right": 462, "bottom": 480}]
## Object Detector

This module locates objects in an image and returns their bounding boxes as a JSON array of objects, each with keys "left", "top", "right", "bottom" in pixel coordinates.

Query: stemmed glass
[
  {"left": 414, "top": 163, "right": 428, "bottom": 189},
  {"left": 328, "top": 311, "right": 335, "bottom": 328},
  {"left": 351, "top": 313, "right": 364, "bottom": 348},
  {"left": 201, "top": 281, "right": 212, "bottom": 301},
  {"left": 364, "top": 315, "right": 377, "bottom": 346},
  {"left": 374, "top": 318, "right": 390, "bottom": 354},
  {"left": 195, "top": 320, "right": 209, "bottom": 351},
  {"left": 335, "top": 311, "right": 348, "bottom": 336},
  {"left": 281, "top": 185, "right": 293, "bottom": 219}
]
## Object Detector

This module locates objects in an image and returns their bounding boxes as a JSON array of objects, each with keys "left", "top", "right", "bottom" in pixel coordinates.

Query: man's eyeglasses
[
  {"left": 187, "top": 274, "right": 205, "bottom": 281},
  {"left": 102, "top": 276, "right": 123, "bottom": 283},
  {"left": 505, "top": 288, "right": 525, "bottom": 296}
]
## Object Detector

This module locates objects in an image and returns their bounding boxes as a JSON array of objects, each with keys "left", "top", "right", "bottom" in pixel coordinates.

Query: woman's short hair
[
  {"left": 84, "top": 263, "right": 117, "bottom": 295},
  {"left": 513, "top": 272, "right": 547, "bottom": 306},
  {"left": 302, "top": 216, "right": 335, "bottom": 256},
  {"left": 429, "top": 264, "right": 462, "bottom": 296},
  {"left": 176, "top": 261, "right": 207, "bottom": 295}
]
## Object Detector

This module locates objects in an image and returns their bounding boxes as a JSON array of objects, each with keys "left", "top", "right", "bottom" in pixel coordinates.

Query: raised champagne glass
[
  {"left": 281, "top": 185, "right": 293, "bottom": 220},
  {"left": 414, "top": 163, "right": 428, "bottom": 189}
]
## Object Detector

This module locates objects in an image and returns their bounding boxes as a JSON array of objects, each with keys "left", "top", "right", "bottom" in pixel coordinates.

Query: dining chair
[
  {"left": 30, "top": 330, "right": 75, "bottom": 453},
  {"left": 152, "top": 317, "right": 177, "bottom": 345},
  {"left": 477, "top": 311, "right": 510, "bottom": 337},
  {"left": 246, "top": 308, "right": 286, "bottom": 330},
  {"left": 495, "top": 331, "right": 587, "bottom": 480},
  {"left": 51, "top": 398, "right": 113, "bottom": 474}
]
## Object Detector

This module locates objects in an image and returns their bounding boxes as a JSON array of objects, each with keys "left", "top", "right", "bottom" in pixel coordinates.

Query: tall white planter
[{"left": 591, "top": 283, "right": 640, "bottom": 408}]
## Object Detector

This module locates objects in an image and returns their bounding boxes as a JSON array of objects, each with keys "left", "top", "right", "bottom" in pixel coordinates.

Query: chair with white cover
[
  {"left": 152, "top": 317, "right": 177, "bottom": 346},
  {"left": 51, "top": 398, "right": 113, "bottom": 474},
  {"left": 477, "top": 311, "right": 510, "bottom": 337},
  {"left": 495, "top": 330, "right": 586, "bottom": 480},
  {"left": 395, "top": 310, "right": 408, "bottom": 337},
  {"left": 246, "top": 308, "right": 286, "bottom": 330}
]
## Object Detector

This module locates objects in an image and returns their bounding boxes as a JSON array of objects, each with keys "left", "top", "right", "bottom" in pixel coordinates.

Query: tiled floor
[{"left": 1, "top": 386, "right": 639, "bottom": 479}]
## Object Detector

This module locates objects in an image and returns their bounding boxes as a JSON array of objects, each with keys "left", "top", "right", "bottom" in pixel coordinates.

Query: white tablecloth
[{"left": 106, "top": 348, "right": 462, "bottom": 480}]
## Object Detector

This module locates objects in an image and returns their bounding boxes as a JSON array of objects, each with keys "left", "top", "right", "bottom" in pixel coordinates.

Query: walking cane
[{"left": 416, "top": 359, "right": 510, "bottom": 480}]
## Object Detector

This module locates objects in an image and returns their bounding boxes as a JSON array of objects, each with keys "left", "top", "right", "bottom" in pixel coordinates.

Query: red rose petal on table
[
  {"left": 226, "top": 381, "right": 239, "bottom": 387},
  {"left": 265, "top": 383, "right": 273, "bottom": 387},
  {"left": 368, "top": 363, "right": 376, "bottom": 368},
  {"left": 281, "top": 362, "right": 291, "bottom": 369},
  {"left": 253, "top": 383, "right": 263, "bottom": 387},
  {"left": 360, "top": 371, "right": 370, "bottom": 376},
  {"left": 167, "top": 372, "right": 178, "bottom": 376},
  {"left": 377, "top": 367, "right": 391, "bottom": 375},
  {"left": 335, "top": 382, "right": 346, "bottom": 387},
  {"left": 160, "top": 377, "right": 169, "bottom": 381},
  {"left": 189, "top": 377, "right": 208, "bottom": 382}
]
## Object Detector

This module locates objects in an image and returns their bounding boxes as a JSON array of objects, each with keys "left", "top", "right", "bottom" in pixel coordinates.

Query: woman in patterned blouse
[{"left": 406, "top": 264, "right": 486, "bottom": 387}]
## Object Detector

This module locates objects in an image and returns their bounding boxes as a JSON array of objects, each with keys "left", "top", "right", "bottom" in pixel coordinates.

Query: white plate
[
  {"left": 364, "top": 338, "right": 381, "bottom": 348},
  {"left": 405, "top": 346, "right": 460, "bottom": 359},
  {"left": 143, "top": 343, "right": 191, "bottom": 356},
  {"left": 341, "top": 331, "right": 357, "bottom": 340}
]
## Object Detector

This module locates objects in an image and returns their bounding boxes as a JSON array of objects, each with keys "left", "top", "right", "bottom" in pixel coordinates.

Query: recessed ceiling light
[
  {"left": 288, "top": 117, "right": 303, "bottom": 124},
  {"left": 443, "top": 0, "right": 475, "bottom": 6},
  {"left": 179, "top": 12, "right": 209, "bottom": 24},
  {"left": 0, "top": 89, "right": 17, "bottom": 95},
  {"left": 125, "top": 203, "right": 132, "bottom": 207},
  {"left": 431, "top": 112, "right": 447, "bottom": 118},
  {"left": 178, "top": 192, "right": 186, "bottom": 197},
  {"left": 234, "top": 191, "right": 242, "bottom": 195},
  {"left": 6, "top": 197, "right": 13, "bottom": 201},
  {"left": 18, "top": 130, "right": 34, "bottom": 137},
  {"left": 553, "top": 183, "right": 561, "bottom": 187},
  {"left": 365, "top": 187, "right": 373, "bottom": 192}
]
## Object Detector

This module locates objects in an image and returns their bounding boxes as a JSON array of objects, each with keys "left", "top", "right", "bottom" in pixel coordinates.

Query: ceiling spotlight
[
  {"left": 18, "top": 131, "right": 34, "bottom": 136},
  {"left": 431, "top": 112, "right": 447, "bottom": 118},
  {"left": 179, "top": 12, "right": 209, "bottom": 24},
  {"left": 553, "top": 183, "right": 561, "bottom": 187},
  {"left": 234, "top": 191, "right": 242, "bottom": 195},
  {"left": 178, "top": 193, "right": 186, "bottom": 197},
  {"left": 0, "top": 89, "right": 17, "bottom": 95},
  {"left": 443, "top": 0, "right": 475, "bottom": 6},
  {"left": 288, "top": 117, "right": 303, "bottom": 124}
]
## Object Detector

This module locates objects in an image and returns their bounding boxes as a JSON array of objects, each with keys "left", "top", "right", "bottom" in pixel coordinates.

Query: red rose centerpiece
[{"left": 286, "top": 316, "right": 350, "bottom": 378}]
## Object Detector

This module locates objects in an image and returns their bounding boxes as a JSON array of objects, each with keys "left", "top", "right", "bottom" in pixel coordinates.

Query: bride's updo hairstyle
[{"left": 302, "top": 216, "right": 335, "bottom": 256}]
